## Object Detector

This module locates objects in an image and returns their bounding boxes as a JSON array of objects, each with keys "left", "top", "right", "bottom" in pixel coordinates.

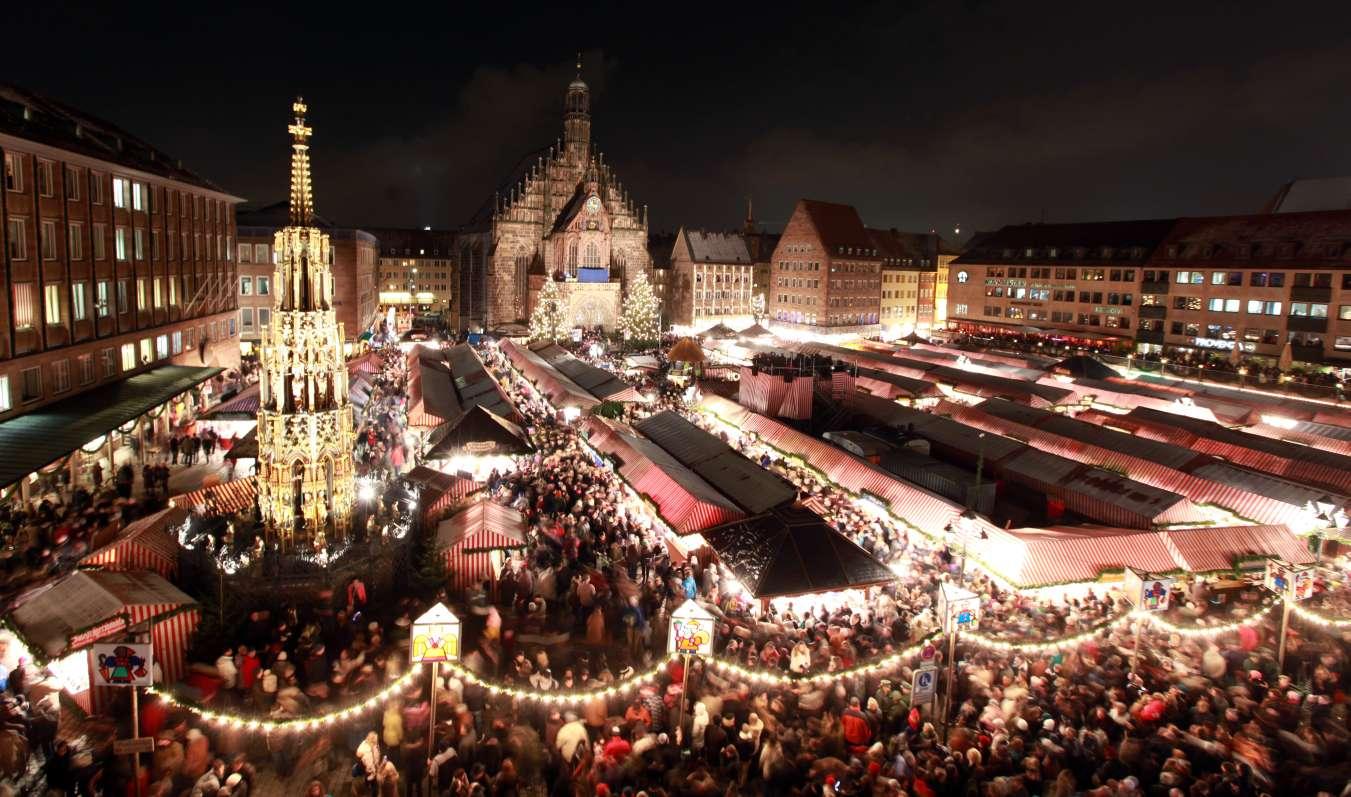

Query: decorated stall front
[
  {"left": 80, "top": 506, "right": 189, "bottom": 578},
  {"left": 435, "top": 499, "right": 528, "bottom": 593}
]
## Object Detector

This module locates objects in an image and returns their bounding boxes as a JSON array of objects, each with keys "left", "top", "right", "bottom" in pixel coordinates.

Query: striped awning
[
  {"left": 199, "top": 384, "right": 260, "bottom": 421},
  {"left": 81, "top": 506, "right": 187, "bottom": 578},
  {"left": 171, "top": 477, "right": 258, "bottom": 517}
]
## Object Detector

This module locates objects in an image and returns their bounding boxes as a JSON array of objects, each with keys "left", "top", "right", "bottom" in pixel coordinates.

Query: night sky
[{"left": 11, "top": 1, "right": 1351, "bottom": 239}]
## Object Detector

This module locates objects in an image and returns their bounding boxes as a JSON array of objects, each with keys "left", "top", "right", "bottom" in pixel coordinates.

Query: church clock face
[{"left": 585, "top": 195, "right": 601, "bottom": 215}]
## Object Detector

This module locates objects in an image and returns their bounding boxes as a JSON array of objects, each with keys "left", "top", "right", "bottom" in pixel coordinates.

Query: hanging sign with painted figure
[
  {"left": 91, "top": 642, "right": 154, "bottom": 687},
  {"left": 1123, "top": 568, "right": 1175, "bottom": 612},
  {"left": 667, "top": 599, "right": 717, "bottom": 657},
  {"left": 1264, "top": 560, "right": 1315, "bottom": 602},
  {"left": 937, "top": 582, "right": 980, "bottom": 633},
  {"left": 410, "top": 603, "right": 461, "bottom": 663},
  {"left": 912, "top": 667, "right": 938, "bottom": 704}
]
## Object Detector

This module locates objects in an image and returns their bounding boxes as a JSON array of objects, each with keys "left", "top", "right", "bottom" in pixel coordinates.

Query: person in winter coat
[
  {"left": 555, "top": 712, "right": 590, "bottom": 762},
  {"left": 216, "top": 650, "right": 238, "bottom": 690},
  {"left": 355, "top": 732, "right": 381, "bottom": 794},
  {"left": 840, "top": 696, "right": 874, "bottom": 751}
]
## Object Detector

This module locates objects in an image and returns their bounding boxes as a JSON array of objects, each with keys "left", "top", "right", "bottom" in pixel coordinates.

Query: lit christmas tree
[
  {"left": 619, "top": 269, "right": 661, "bottom": 350},
  {"left": 529, "top": 277, "right": 570, "bottom": 342}
]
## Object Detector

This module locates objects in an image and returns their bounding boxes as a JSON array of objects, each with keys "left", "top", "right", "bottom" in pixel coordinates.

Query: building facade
[
  {"left": 236, "top": 204, "right": 378, "bottom": 344},
  {"left": 255, "top": 99, "right": 355, "bottom": 546},
  {"left": 872, "top": 229, "right": 939, "bottom": 337},
  {"left": 934, "top": 240, "right": 960, "bottom": 329},
  {"left": 368, "top": 227, "right": 457, "bottom": 327},
  {"left": 479, "top": 65, "right": 650, "bottom": 328},
  {"left": 665, "top": 228, "right": 756, "bottom": 328},
  {"left": 768, "top": 199, "right": 881, "bottom": 335},
  {"left": 946, "top": 210, "right": 1351, "bottom": 364},
  {"left": 0, "top": 83, "right": 242, "bottom": 418}
]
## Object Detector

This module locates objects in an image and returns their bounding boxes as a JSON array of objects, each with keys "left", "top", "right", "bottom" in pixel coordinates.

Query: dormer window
[{"left": 1048, "top": 248, "right": 1058, "bottom": 258}]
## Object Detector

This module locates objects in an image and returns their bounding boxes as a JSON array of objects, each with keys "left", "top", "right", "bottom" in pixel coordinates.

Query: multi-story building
[
  {"left": 648, "top": 230, "right": 676, "bottom": 328},
  {"left": 872, "top": 228, "right": 939, "bottom": 337},
  {"left": 367, "top": 227, "right": 457, "bottom": 327},
  {"left": 0, "top": 83, "right": 242, "bottom": 421},
  {"left": 665, "top": 228, "right": 756, "bottom": 328},
  {"left": 237, "top": 203, "right": 378, "bottom": 344},
  {"left": 768, "top": 199, "right": 881, "bottom": 335},
  {"left": 946, "top": 210, "right": 1351, "bottom": 364},
  {"left": 934, "top": 238, "right": 961, "bottom": 329},
  {"left": 742, "top": 202, "right": 781, "bottom": 310}
]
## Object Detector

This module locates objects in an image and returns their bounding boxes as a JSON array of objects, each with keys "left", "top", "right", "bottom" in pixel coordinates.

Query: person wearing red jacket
[
  {"left": 840, "top": 696, "right": 874, "bottom": 751},
  {"left": 602, "top": 726, "right": 632, "bottom": 761}
]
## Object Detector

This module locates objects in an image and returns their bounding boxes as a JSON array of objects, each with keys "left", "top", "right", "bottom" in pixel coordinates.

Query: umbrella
[
  {"left": 1278, "top": 341, "right": 1293, "bottom": 371},
  {"left": 666, "top": 337, "right": 706, "bottom": 363}
]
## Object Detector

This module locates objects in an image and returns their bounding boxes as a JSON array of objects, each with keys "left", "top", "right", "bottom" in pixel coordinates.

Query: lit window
[
  {"left": 134, "top": 228, "right": 145, "bottom": 260},
  {"left": 113, "top": 177, "right": 130, "bottom": 209},
  {"left": 155, "top": 335, "right": 168, "bottom": 359},
  {"left": 172, "top": 331, "right": 182, "bottom": 354},
  {"left": 72, "top": 282, "right": 87, "bottom": 321},
  {"left": 44, "top": 284, "right": 61, "bottom": 325},
  {"left": 3, "top": 153, "right": 22, "bottom": 192},
  {"left": 0, "top": 376, "right": 10, "bottom": 411},
  {"left": 115, "top": 227, "right": 128, "bottom": 261},
  {"left": 254, "top": 243, "right": 269, "bottom": 263},
  {"left": 121, "top": 343, "right": 136, "bottom": 371},
  {"left": 238, "top": 243, "right": 251, "bottom": 263},
  {"left": 12, "top": 283, "right": 35, "bottom": 329},
  {"left": 240, "top": 277, "right": 252, "bottom": 295},
  {"left": 257, "top": 276, "right": 270, "bottom": 295},
  {"left": 153, "top": 278, "right": 163, "bottom": 308},
  {"left": 139, "top": 338, "right": 152, "bottom": 364},
  {"left": 132, "top": 182, "right": 145, "bottom": 211}
]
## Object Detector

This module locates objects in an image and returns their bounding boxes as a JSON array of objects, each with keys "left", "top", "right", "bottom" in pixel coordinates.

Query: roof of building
[
  {"left": 868, "top": 228, "right": 939, "bottom": 269},
  {"left": 10, "top": 570, "right": 196, "bottom": 659},
  {"left": 635, "top": 410, "right": 797, "bottom": 514},
  {"left": 798, "top": 200, "right": 879, "bottom": 256},
  {"left": 0, "top": 82, "right": 236, "bottom": 197},
  {"left": 1262, "top": 177, "right": 1351, "bottom": 214},
  {"left": 699, "top": 505, "right": 895, "bottom": 598},
  {"left": 0, "top": 366, "right": 221, "bottom": 490},
  {"left": 365, "top": 227, "right": 458, "bottom": 258},
  {"left": 953, "top": 219, "right": 1177, "bottom": 265},
  {"left": 526, "top": 341, "right": 649, "bottom": 402},
  {"left": 1150, "top": 210, "right": 1351, "bottom": 268},
  {"left": 676, "top": 228, "right": 752, "bottom": 264},
  {"left": 425, "top": 405, "right": 532, "bottom": 460}
]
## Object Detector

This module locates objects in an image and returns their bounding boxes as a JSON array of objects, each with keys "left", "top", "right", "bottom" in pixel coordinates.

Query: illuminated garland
[
  {"left": 443, "top": 659, "right": 670, "bottom": 703},
  {"left": 705, "top": 632, "right": 939, "bottom": 686},
  {"left": 962, "top": 612, "right": 1130, "bottom": 654},
  {"left": 1133, "top": 600, "right": 1278, "bottom": 638},
  {"left": 147, "top": 667, "right": 421, "bottom": 733},
  {"left": 1290, "top": 603, "right": 1351, "bottom": 629}
]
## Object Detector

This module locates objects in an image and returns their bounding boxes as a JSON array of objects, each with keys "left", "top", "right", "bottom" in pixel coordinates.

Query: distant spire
[
  {"left": 287, "top": 97, "right": 314, "bottom": 226},
  {"left": 576, "top": 51, "right": 582, "bottom": 78}
]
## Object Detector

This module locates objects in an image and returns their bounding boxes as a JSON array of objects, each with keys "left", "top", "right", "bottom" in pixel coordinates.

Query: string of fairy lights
[{"left": 143, "top": 599, "right": 1298, "bottom": 733}]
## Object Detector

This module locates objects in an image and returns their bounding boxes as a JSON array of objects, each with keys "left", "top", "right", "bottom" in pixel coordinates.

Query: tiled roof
[
  {"left": 1150, "top": 210, "right": 1351, "bottom": 267},
  {"left": 678, "top": 228, "right": 752, "bottom": 264},
  {"left": 954, "top": 219, "right": 1176, "bottom": 265},
  {"left": 1262, "top": 177, "right": 1351, "bottom": 214},
  {"left": 799, "top": 200, "right": 878, "bottom": 255},
  {"left": 0, "top": 82, "right": 235, "bottom": 196}
]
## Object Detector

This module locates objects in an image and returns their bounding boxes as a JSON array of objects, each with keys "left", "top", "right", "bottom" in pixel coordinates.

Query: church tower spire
[
  {"left": 564, "top": 52, "right": 591, "bottom": 163},
  {"left": 288, "top": 97, "right": 315, "bottom": 226}
]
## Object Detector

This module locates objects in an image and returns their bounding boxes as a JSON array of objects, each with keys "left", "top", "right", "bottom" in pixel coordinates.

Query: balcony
[
  {"left": 1135, "top": 329, "right": 1164, "bottom": 345},
  {"left": 1138, "top": 305, "right": 1167, "bottom": 320},
  {"left": 1140, "top": 281, "right": 1170, "bottom": 294},
  {"left": 1287, "top": 315, "right": 1328, "bottom": 333},
  {"left": 1290, "top": 285, "right": 1332, "bottom": 302}
]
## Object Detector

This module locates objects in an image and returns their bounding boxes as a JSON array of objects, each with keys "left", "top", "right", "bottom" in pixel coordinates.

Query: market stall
[
  {"left": 435, "top": 499, "right": 528, "bottom": 593},
  {"left": 80, "top": 506, "right": 189, "bottom": 578}
]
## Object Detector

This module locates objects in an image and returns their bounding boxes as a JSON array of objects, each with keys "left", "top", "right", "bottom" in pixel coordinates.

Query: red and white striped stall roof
[
  {"left": 1162, "top": 525, "right": 1314, "bottom": 573},
  {"left": 198, "top": 384, "right": 260, "bottom": 420},
  {"left": 406, "top": 466, "right": 483, "bottom": 523},
  {"left": 80, "top": 506, "right": 188, "bottom": 578},
  {"left": 436, "top": 499, "right": 528, "bottom": 593},
  {"left": 171, "top": 477, "right": 258, "bottom": 517},
  {"left": 737, "top": 368, "right": 813, "bottom": 420},
  {"left": 585, "top": 417, "right": 746, "bottom": 534}
]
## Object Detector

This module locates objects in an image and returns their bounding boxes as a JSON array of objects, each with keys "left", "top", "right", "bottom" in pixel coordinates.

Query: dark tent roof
[
  {"left": 425, "top": 405, "right": 533, "bottom": 459},
  {"left": 0, "top": 365, "right": 221, "bottom": 489},
  {"left": 701, "top": 505, "right": 895, "bottom": 598},
  {"left": 224, "top": 428, "right": 258, "bottom": 460},
  {"left": 635, "top": 411, "right": 796, "bottom": 513},
  {"left": 738, "top": 323, "right": 773, "bottom": 338},
  {"left": 700, "top": 323, "right": 737, "bottom": 339},
  {"left": 1051, "top": 355, "right": 1118, "bottom": 380}
]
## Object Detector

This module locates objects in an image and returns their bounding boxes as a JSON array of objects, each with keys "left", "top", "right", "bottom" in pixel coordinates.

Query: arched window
[
  {"left": 567, "top": 240, "right": 579, "bottom": 276},
  {"left": 584, "top": 242, "right": 600, "bottom": 269}
]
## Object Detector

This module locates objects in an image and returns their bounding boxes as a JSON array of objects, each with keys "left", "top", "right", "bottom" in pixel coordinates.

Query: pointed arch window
[
  {"left": 567, "top": 240, "right": 579, "bottom": 276},
  {"left": 584, "top": 242, "right": 600, "bottom": 269}
]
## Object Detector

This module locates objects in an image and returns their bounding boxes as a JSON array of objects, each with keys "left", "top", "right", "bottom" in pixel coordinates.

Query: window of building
[
  {"left": 72, "top": 281, "right": 87, "bottom": 321},
  {"left": 168, "top": 277, "right": 176, "bottom": 307},
  {"left": 113, "top": 177, "right": 130, "bottom": 209},
  {"left": 90, "top": 172, "right": 103, "bottom": 204},
  {"left": 254, "top": 243, "right": 268, "bottom": 263},
  {"left": 1207, "top": 298, "right": 1240, "bottom": 312},
  {"left": 120, "top": 343, "right": 136, "bottom": 371},
  {"left": 51, "top": 360, "right": 70, "bottom": 393},
  {"left": 40, "top": 219, "right": 57, "bottom": 260},
  {"left": 241, "top": 308, "right": 254, "bottom": 329},
  {"left": 43, "top": 284, "right": 61, "bottom": 325},
  {"left": 116, "top": 280, "right": 128, "bottom": 314},
  {"left": 227, "top": 317, "right": 236, "bottom": 336},
  {"left": 77, "top": 354, "right": 94, "bottom": 385},
  {"left": 139, "top": 338, "right": 152, "bottom": 364},
  {"left": 7, "top": 217, "right": 26, "bottom": 260},
  {"left": 36, "top": 160, "right": 54, "bottom": 197},
  {"left": 12, "top": 283, "right": 35, "bottom": 329},
  {"left": 136, "top": 278, "right": 146, "bottom": 311},
  {"left": 101, "top": 348, "right": 116, "bottom": 377},
  {"left": 238, "top": 243, "right": 251, "bottom": 263},
  {"left": 133, "top": 228, "right": 145, "bottom": 260},
  {"left": 0, "top": 375, "right": 9, "bottom": 412},
  {"left": 68, "top": 221, "right": 83, "bottom": 260},
  {"left": 240, "top": 276, "right": 252, "bottom": 295},
  {"left": 258, "top": 308, "right": 271, "bottom": 327},
  {"left": 172, "top": 331, "right": 182, "bottom": 354},
  {"left": 153, "top": 277, "right": 163, "bottom": 308},
  {"left": 115, "top": 227, "right": 127, "bottom": 261},
  {"left": 92, "top": 223, "right": 106, "bottom": 260},
  {"left": 3, "top": 153, "right": 22, "bottom": 192},
  {"left": 151, "top": 230, "right": 161, "bottom": 260},
  {"left": 96, "top": 280, "right": 110, "bottom": 317},
  {"left": 1290, "top": 302, "right": 1330, "bottom": 317},
  {"left": 132, "top": 182, "right": 145, "bottom": 211},
  {"left": 155, "top": 335, "right": 168, "bottom": 359},
  {"left": 1339, "top": 305, "right": 1351, "bottom": 321},
  {"left": 20, "top": 367, "right": 41, "bottom": 403},
  {"left": 256, "top": 276, "right": 270, "bottom": 295}
]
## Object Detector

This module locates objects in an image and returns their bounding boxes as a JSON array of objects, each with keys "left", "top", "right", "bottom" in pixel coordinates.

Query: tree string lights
[
  {"left": 618, "top": 269, "right": 660, "bottom": 348},
  {"left": 529, "top": 278, "right": 570, "bottom": 343}
]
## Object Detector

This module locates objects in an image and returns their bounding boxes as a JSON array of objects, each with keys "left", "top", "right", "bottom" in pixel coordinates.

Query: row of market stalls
[
  {"left": 938, "top": 397, "right": 1345, "bottom": 530},
  {"left": 695, "top": 393, "right": 1319, "bottom": 590}
]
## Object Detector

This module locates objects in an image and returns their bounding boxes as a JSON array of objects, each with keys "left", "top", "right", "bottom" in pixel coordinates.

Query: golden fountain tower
[{"left": 255, "top": 98, "right": 355, "bottom": 547}]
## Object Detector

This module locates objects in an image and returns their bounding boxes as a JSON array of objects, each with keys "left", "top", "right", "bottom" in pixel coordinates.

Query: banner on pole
[
  {"left": 668, "top": 600, "right": 716, "bottom": 657},
  {"left": 90, "top": 643, "right": 153, "bottom": 688}
]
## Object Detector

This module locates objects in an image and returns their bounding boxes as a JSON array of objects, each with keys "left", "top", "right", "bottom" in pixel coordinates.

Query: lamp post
[{"left": 411, "top": 603, "right": 460, "bottom": 789}]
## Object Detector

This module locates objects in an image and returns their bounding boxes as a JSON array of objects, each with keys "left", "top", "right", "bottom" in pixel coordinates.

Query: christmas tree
[
  {"left": 529, "top": 277, "right": 570, "bottom": 342},
  {"left": 619, "top": 269, "right": 661, "bottom": 350}
]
